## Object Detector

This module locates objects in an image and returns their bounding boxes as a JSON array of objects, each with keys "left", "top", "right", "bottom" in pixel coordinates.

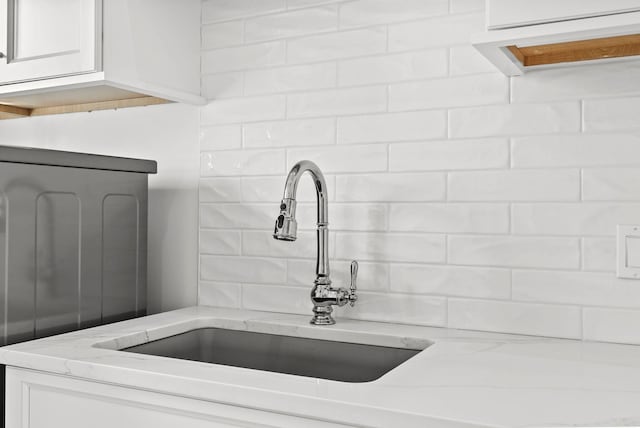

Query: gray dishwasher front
[{"left": 0, "top": 146, "right": 156, "bottom": 345}]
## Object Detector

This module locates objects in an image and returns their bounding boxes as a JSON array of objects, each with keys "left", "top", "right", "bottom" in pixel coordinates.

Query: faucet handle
[{"left": 349, "top": 260, "right": 358, "bottom": 307}]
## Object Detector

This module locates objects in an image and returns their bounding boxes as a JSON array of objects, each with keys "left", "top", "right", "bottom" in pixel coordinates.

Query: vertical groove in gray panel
[
  {"left": 78, "top": 187, "right": 103, "bottom": 329},
  {"left": 0, "top": 193, "right": 7, "bottom": 346},
  {"left": 137, "top": 185, "right": 148, "bottom": 317},
  {"left": 101, "top": 194, "right": 139, "bottom": 323},
  {"left": 35, "top": 192, "right": 81, "bottom": 338},
  {"left": 6, "top": 185, "right": 38, "bottom": 345}
]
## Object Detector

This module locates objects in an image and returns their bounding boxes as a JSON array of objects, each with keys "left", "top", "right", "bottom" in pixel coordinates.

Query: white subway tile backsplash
[
  {"left": 200, "top": 230, "right": 242, "bottom": 255},
  {"left": 200, "top": 149, "right": 285, "bottom": 176},
  {"left": 390, "top": 264, "right": 510, "bottom": 299},
  {"left": 244, "top": 6, "right": 338, "bottom": 42},
  {"left": 199, "top": 281, "right": 242, "bottom": 308},
  {"left": 200, "top": 125, "right": 242, "bottom": 151},
  {"left": 450, "top": 0, "right": 484, "bottom": 14},
  {"left": 513, "top": 270, "right": 640, "bottom": 308},
  {"left": 449, "top": 45, "right": 495, "bottom": 76},
  {"left": 583, "top": 308, "right": 640, "bottom": 344},
  {"left": 202, "top": 72, "right": 244, "bottom": 99},
  {"left": 242, "top": 230, "right": 324, "bottom": 258},
  {"left": 241, "top": 175, "right": 336, "bottom": 202},
  {"left": 338, "top": 50, "right": 448, "bottom": 86},
  {"left": 450, "top": 102, "right": 581, "bottom": 138},
  {"left": 335, "top": 173, "right": 446, "bottom": 202},
  {"left": 202, "top": 0, "right": 286, "bottom": 23},
  {"left": 202, "top": 42, "right": 286, "bottom": 74},
  {"left": 287, "top": 144, "right": 387, "bottom": 173},
  {"left": 200, "top": 204, "right": 273, "bottom": 229},
  {"left": 336, "top": 292, "right": 447, "bottom": 326},
  {"left": 449, "top": 170, "right": 580, "bottom": 201},
  {"left": 296, "top": 203, "right": 387, "bottom": 231},
  {"left": 389, "top": 74, "right": 509, "bottom": 111},
  {"left": 241, "top": 174, "right": 334, "bottom": 202},
  {"left": 337, "top": 111, "right": 446, "bottom": 144},
  {"left": 584, "top": 97, "right": 640, "bottom": 132},
  {"left": 287, "top": 259, "right": 389, "bottom": 291},
  {"left": 512, "top": 134, "right": 640, "bottom": 168},
  {"left": 512, "top": 203, "right": 640, "bottom": 236},
  {"left": 512, "top": 60, "right": 640, "bottom": 103},
  {"left": 338, "top": 0, "right": 448, "bottom": 29},
  {"left": 287, "top": 27, "right": 387, "bottom": 63},
  {"left": 244, "top": 63, "right": 336, "bottom": 95},
  {"left": 201, "top": 95, "right": 286, "bottom": 125},
  {"left": 388, "top": 13, "right": 484, "bottom": 51},
  {"left": 335, "top": 232, "right": 446, "bottom": 263},
  {"left": 583, "top": 238, "right": 616, "bottom": 272},
  {"left": 583, "top": 168, "right": 640, "bottom": 201},
  {"left": 200, "top": 255, "right": 287, "bottom": 283},
  {"left": 448, "top": 235, "right": 580, "bottom": 269},
  {"left": 200, "top": 178, "right": 243, "bottom": 202},
  {"left": 390, "top": 203, "right": 509, "bottom": 234},
  {"left": 202, "top": 21, "right": 244, "bottom": 50},
  {"left": 389, "top": 138, "right": 509, "bottom": 171},
  {"left": 287, "top": 0, "right": 340, "bottom": 8},
  {"left": 287, "top": 86, "right": 387, "bottom": 118},
  {"left": 448, "top": 299, "right": 582, "bottom": 339},
  {"left": 197, "top": 1, "right": 640, "bottom": 344},
  {"left": 242, "top": 284, "right": 311, "bottom": 315},
  {"left": 243, "top": 118, "right": 335, "bottom": 148}
]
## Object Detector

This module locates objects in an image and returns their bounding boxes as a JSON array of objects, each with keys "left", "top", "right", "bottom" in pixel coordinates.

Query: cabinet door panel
[
  {"left": 14, "top": 0, "right": 83, "bottom": 59},
  {"left": 7, "top": 368, "right": 354, "bottom": 428},
  {"left": 0, "top": 0, "right": 101, "bottom": 84}
]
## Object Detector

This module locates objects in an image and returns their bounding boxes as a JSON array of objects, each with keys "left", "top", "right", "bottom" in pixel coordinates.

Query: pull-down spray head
[{"left": 273, "top": 197, "right": 297, "bottom": 241}]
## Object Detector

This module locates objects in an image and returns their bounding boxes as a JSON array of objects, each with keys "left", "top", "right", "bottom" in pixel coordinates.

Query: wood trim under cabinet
[
  {"left": 0, "top": 104, "right": 31, "bottom": 119},
  {"left": 0, "top": 96, "right": 170, "bottom": 120},
  {"left": 507, "top": 33, "right": 640, "bottom": 66}
]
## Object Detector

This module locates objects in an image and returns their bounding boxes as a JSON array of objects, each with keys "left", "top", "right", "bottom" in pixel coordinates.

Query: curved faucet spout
[
  {"left": 282, "top": 160, "right": 329, "bottom": 225},
  {"left": 273, "top": 160, "right": 357, "bottom": 325},
  {"left": 274, "top": 160, "right": 330, "bottom": 280}
]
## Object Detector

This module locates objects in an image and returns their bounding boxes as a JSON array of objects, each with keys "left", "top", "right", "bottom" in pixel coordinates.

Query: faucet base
[{"left": 310, "top": 306, "right": 335, "bottom": 325}]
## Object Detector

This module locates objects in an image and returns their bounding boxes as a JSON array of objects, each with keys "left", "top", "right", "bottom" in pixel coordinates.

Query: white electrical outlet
[{"left": 617, "top": 225, "right": 640, "bottom": 279}]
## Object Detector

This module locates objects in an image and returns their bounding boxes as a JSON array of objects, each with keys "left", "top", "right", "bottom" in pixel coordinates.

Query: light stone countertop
[{"left": 1, "top": 306, "right": 639, "bottom": 428}]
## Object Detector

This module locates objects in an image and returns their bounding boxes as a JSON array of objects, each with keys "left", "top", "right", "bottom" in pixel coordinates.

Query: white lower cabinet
[{"left": 6, "top": 367, "right": 353, "bottom": 428}]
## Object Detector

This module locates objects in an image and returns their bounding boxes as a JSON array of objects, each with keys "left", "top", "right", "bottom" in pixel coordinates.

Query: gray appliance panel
[
  {"left": 0, "top": 146, "right": 157, "bottom": 173},
  {"left": 0, "top": 162, "right": 148, "bottom": 345}
]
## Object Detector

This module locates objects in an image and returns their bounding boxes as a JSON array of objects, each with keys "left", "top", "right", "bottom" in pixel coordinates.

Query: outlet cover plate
[{"left": 617, "top": 224, "right": 640, "bottom": 279}]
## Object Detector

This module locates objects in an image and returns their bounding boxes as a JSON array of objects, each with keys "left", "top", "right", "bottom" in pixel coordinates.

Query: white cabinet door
[
  {"left": 0, "top": 0, "right": 101, "bottom": 85},
  {"left": 6, "top": 367, "right": 354, "bottom": 428},
  {"left": 487, "top": 0, "right": 640, "bottom": 29}
]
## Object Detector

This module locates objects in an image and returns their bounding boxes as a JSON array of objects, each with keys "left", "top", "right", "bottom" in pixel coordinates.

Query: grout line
[
  {"left": 508, "top": 75, "right": 513, "bottom": 104},
  {"left": 508, "top": 270, "right": 513, "bottom": 300},
  {"left": 579, "top": 168, "right": 584, "bottom": 201}
]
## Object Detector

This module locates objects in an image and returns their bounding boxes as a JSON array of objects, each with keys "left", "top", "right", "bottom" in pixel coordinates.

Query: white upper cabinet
[
  {"left": 487, "top": 0, "right": 640, "bottom": 29},
  {"left": 474, "top": 0, "right": 640, "bottom": 76},
  {"left": 0, "top": 0, "right": 203, "bottom": 120},
  {"left": 0, "top": 0, "right": 100, "bottom": 84}
]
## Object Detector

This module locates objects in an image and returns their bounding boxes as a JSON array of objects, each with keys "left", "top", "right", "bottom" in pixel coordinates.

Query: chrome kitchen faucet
[{"left": 273, "top": 160, "right": 358, "bottom": 325}]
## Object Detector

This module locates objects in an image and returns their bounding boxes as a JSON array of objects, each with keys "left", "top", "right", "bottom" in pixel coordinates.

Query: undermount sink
[{"left": 122, "top": 328, "right": 424, "bottom": 383}]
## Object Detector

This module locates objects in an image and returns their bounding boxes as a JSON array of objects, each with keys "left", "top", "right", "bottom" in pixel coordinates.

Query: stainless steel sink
[{"left": 121, "top": 328, "right": 423, "bottom": 383}]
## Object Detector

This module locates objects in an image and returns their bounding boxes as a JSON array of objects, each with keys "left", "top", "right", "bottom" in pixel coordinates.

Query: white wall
[
  {"left": 0, "top": 102, "right": 200, "bottom": 313},
  {"left": 199, "top": 0, "right": 640, "bottom": 345}
]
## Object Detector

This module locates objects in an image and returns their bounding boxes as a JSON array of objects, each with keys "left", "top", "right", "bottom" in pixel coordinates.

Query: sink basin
[{"left": 121, "top": 328, "right": 423, "bottom": 383}]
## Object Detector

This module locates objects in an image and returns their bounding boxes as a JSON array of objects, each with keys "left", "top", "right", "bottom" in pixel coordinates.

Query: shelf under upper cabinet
[{"left": 0, "top": 72, "right": 205, "bottom": 120}]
